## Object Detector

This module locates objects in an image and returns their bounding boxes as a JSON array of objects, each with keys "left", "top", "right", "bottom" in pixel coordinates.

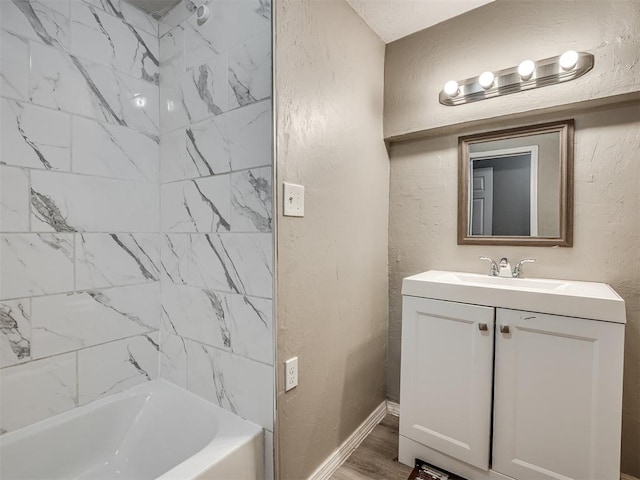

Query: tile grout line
[
  {"left": 1, "top": 329, "right": 160, "bottom": 370},
  {"left": 75, "top": 350, "right": 79, "bottom": 407},
  {"left": 161, "top": 329, "right": 274, "bottom": 368}
]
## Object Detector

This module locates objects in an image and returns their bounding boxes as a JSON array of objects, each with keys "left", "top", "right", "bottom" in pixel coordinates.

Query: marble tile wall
[
  {"left": 0, "top": 0, "right": 161, "bottom": 434},
  {"left": 0, "top": 3, "right": 274, "bottom": 469},
  {"left": 157, "top": 0, "right": 275, "bottom": 454}
]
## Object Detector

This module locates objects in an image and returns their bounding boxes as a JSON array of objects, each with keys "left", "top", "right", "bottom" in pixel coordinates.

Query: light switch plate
[{"left": 283, "top": 182, "right": 304, "bottom": 217}]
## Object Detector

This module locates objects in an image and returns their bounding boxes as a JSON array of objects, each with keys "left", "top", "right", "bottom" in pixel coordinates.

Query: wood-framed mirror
[{"left": 458, "top": 120, "right": 574, "bottom": 246}]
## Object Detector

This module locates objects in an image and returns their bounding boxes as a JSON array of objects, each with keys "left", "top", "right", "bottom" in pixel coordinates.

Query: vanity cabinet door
[
  {"left": 492, "top": 309, "right": 625, "bottom": 480},
  {"left": 399, "top": 296, "right": 494, "bottom": 470}
]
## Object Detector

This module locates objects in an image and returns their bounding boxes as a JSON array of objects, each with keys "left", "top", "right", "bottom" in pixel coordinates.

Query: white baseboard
[
  {"left": 307, "top": 400, "right": 387, "bottom": 480},
  {"left": 387, "top": 400, "right": 400, "bottom": 417}
]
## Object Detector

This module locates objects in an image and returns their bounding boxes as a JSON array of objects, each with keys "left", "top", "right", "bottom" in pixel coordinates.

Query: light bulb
[
  {"left": 444, "top": 80, "right": 459, "bottom": 97},
  {"left": 518, "top": 60, "right": 535, "bottom": 80},
  {"left": 478, "top": 71, "right": 495, "bottom": 89},
  {"left": 559, "top": 50, "right": 579, "bottom": 70}
]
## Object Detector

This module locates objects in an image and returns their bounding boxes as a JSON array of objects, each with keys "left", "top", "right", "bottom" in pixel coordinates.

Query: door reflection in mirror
[{"left": 470, "top": 146, "right": 538, "bottom": 237}]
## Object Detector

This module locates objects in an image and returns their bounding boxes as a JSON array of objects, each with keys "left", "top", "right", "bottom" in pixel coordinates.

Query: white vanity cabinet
[
  {"left": 400, "top": 297, "right": 494, "bottom": 470},
  {"left": 492, "top": 308, "right": 624, "bottom": 480},
  {"left": 399, "top": 271, "right": 626, "bottom": 480}
]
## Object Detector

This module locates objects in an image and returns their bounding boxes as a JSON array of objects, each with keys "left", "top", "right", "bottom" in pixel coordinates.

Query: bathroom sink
[
  {"left": 402, "top": 270, "right": 626, "bottom": 323},
  {"left": 443, "top": 272, "right": 569, "bottom": 291}
]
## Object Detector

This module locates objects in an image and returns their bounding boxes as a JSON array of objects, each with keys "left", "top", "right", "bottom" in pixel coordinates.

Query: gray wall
[
  {"left": 384, "top": 2, "right": 640, "bottom": 474},
  {"left": 384, "top": 0, "right": 640, "bottom": 139},
  {"left": 388, "top": 102, "right": 640, "bottom": 475},
  {"left": 275, "top": 0, "right": 390, "bottom": 478}
]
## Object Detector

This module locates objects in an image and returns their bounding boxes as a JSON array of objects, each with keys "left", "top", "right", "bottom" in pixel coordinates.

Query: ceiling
[
  {"left": 124, "top": 0, "right": 494, "bottom": 41},
  {"left": 344, "top": 0, "right": 494, "bottom": 43},
  {"left": 124, "top": 0, "right": 181, "bottom": 18}
]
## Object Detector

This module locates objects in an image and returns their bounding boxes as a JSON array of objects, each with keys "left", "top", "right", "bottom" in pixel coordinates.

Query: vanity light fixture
[{"left": 439, "top": 51, "right": 594, "bottom": 106}]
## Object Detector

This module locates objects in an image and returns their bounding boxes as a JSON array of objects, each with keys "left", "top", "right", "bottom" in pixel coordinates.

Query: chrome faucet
[
  {"left": 479, "top": 256, "right": 536, "bottom": 278},
  {"left": 479, "top": 256, "right": 499, "bottom": 276},
  {"left": 513, "top": 258, "right": 536, "bottom": 278}
]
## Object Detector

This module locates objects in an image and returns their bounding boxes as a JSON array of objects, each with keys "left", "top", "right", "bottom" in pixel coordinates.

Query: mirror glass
[{"left": 458, "top": 120, "right": 574, "bottom": 246}]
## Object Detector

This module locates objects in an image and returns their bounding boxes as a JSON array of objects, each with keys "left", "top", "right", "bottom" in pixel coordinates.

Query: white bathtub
[{"left": 0, "top": 380, "right": 264, "bottom": 479}]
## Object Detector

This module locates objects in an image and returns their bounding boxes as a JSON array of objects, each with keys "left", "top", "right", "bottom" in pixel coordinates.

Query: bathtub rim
[{"left": 0, "top": 379, "right": 264, "bottom": 479}]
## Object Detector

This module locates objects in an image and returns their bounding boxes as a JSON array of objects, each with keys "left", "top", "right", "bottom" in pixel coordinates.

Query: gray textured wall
[
  {"left": 384, "top": 0, "right": 640, "bottom": 139},
  {"left": 385, "top": 2, "right": 640, "bottom": 474},
  {"left": 388, "top": 102, "right": 640, "bottom": 475},
  {"left": 275, "top": 0, "right": 390, "bottom": 478}
]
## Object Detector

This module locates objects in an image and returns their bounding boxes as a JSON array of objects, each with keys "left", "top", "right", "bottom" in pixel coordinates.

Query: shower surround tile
[
  {"left": 231, "top": 167, "right": 272, "bottom": 233},
  {"left": 0, "top": 166, "right": 30, "bottom": 232},
  {"left": 161, "top": 176, "right": 231, "bottom": 233},
  {"left": 70, "top": 2, "right": 159, "bottom": 84},
  {"left": 0, "top": 0, "right": 273, "bottom": 440},
  {"left": 0, "top": 99, "right": 71, "bottom": 171},
  {"left": 72, "top": 117, "right": 159, "bottom": 182},
  {"left": 162, "top": 284, "right": 273, "bottom": 364},
  {"left": 31, "top": 283, "right": 160, "bottom": 358},
  {"left": 157, "top": 0, "right": 273, "bottom": 439},
  {"left": 159, "top": 26, "right": 186, "bottom": 133},
  {"left": 228, "top": 31, "right": 272, "bottom": 109},
  {"left": 186, "top": 340, "right": 273, "bottom": 430},
  {"left": 159, "top": 0, "right": 196, "bottom": 36},
  {"left": 0, "top": 234, "right": 75, "bottom": 300},
  {"left": 159, "top": 330, "right": 188, "bottom": 388},
  {"left": 0, "top": 30, "right": 29, "bottom": 100},
  {"left": 185, "top": 100, "right": 272, "bottom": 175},
  {"left": 160, "top": 128, "right": 187, "bottom": 183},
  {"left": 0, "top": 0, "right": 71, "bottom": 49},
  {"left": 265, "top": 431, "right": 274, "bottom": 478},
  {"left": 160, "top": 24, "right": 184, "bottom": 66},
  {"left": 162, "top": 233, "right": 272, "bottom": 298},
  {"left": 0, "top": 299, "right": 31, "bottom": 368},
  {"left": 75, "top": 233, "right": 161, "bottom": 289},
  {"left": 0, "top": 0, "right": 166, "bottom": 434},
  {"left": 0, "top": 353, "right": 77, "bottom": 434},
  {"left": 116, "top": 1, "right": 159, "bottom": 36},
  {"left": 182, "top": 55, "right": 229, "bottom": 123},
  {"left": 183, "top": 0, "right": 271, "bottom": 69},
  {"left": 29, "top": 43, "right": 159, "bottom": 136},
  {"left": 159, "top": 62, "right": 188, "bottom": 134},
  {"left": 78, "top": 333, "right": 159, "bottom": 405},
  {"left": 82, "top": 0, "right": 159, "bottom": 37},
  {"left": 30, "top": 171, "right": 159, "bottom": 233}
]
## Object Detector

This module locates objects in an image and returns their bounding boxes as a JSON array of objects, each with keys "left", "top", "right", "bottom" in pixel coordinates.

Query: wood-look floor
[
  {"left": 330, "top": 415, "right": 412, "bottom": 480},
  {"left": 330, "top": 415, "right": 640, "bottom": 480}
]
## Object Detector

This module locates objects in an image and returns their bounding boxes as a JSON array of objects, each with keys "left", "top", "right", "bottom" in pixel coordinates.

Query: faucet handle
[
  {"left": 479, "top": 256, "right": 498, "bottom": 276},
  {"left": 513, "top": 258, "right": 536, "bottom": 278}
]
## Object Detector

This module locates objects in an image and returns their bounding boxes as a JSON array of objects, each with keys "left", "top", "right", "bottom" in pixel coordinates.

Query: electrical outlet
[{"left": 285, "top": 357, "right": 298, "bottom": 391}]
